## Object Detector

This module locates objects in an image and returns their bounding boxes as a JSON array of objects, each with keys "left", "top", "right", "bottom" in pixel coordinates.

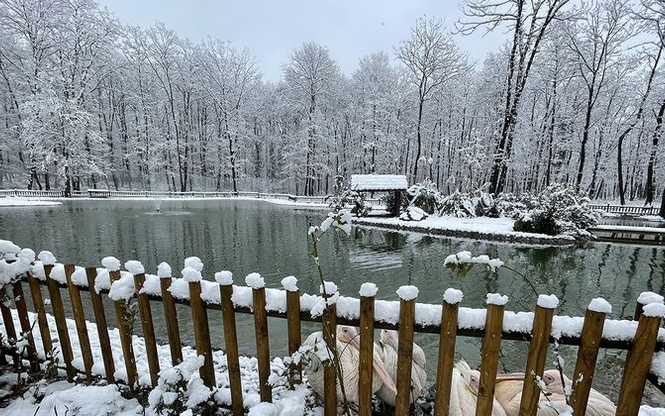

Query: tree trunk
[{"left": 645, "top": 98, "right": 665, "bottom": 205}]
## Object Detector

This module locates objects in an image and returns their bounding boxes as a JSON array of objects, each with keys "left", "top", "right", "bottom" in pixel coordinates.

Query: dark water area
[{"left": 2, "top": 199, "right": 664, "bottom": 404}]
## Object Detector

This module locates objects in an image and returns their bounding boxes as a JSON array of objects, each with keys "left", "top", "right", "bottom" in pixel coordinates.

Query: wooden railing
[
  {"left": 1, "top": 260, "right": 664, "bottom": 415},
  {"left": 589, "top": 204, "right": 661, "bottom": 216}
]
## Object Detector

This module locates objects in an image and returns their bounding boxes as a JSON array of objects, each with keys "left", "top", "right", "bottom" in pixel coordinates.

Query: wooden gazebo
[{"left": 350, "top": 174, "right": 408, "bottom": 216}]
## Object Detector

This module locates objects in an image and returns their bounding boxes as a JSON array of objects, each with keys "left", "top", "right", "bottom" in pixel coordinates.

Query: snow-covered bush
[
  {"left": 406, "top": 180, "right": 444, "bottom": 214},
  {"left": 510, "top": 184, "right": 600, "bottom": 239},
  {"left": 439, "top": 189, "right": 500, "bottom": 218},
  {"left": 148, "top": 356, "right": 214, "bottom": 415},
  {"left": 399, "top": 206, "right": 428, "bottom": 221},
  {"left": 325, "top": 175, "right": 369, "bottom": 217}
]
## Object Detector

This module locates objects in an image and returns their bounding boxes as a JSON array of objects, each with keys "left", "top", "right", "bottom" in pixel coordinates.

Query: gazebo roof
[{"left": 350, "top": 174, "right": 408, "bottom": 191}]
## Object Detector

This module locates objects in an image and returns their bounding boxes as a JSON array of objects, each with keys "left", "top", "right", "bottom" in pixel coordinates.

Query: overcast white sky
[{"left": 96, "top": 0, "right": 507, "bottom": 82}]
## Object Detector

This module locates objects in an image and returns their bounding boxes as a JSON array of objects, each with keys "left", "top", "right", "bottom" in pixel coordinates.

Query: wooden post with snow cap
[
  {"left": 106, "top": 256, "right": 137, "bottom": 390},
  {"left": 570, "top": 297, "right": 610, "bottom": 415},
  {"left": 358, "top": 282, "right": 378, "bottom": 416},
  {"left": 476, "top": 293, "right": 508, "bottom": 416},
  {"left": 248, "top": 272, "right": 272, "bottom": 402},
  {"left": 395, "top": 285, "right": 418, "bottom": 416},
  {"left": 616, "top": 302, "right": 665, "bottom": 415},
  {"left": 26, "top": 268, "right": 52, "bottom": 356},
  {"left": 435, "top": 288, "right": 463, "bottom": 416},
  {"left": 518, "top": 294, "right": 558, "bottom": 416},
  {"left": 127, "top": 260, "right": 160, "bottom": 387},
  {"left": 85, "top": 266, "right": 115, "bottom": 382},
  {"left": 217, "top": 271, "right": 243, "bottom": 416},
  {"left": 282, "top": 275, "right": 302, "bottom": 388},
  {"left": 185, "top": 265, "right": 215, "bottom": 388},
  {"left": 0, "top": 283, "right": 20, "bottom": 368},
  {"left": 321, "top": 281, "right": 338, "bottom": 416},
  {"left": 11, "top": 279, "right": 39, "bottom": 373},
  {"left": 41, "top": 253, "right": 76, "bottom": 381},
  {"left": 65, "top": 264, "right": 94, "bottom": 382},
  {"left": 633, "top": 291, "right": 664, "bottom": 321},
  {"left": 157, "top": 262, "right": 182, "bottom": 365}
]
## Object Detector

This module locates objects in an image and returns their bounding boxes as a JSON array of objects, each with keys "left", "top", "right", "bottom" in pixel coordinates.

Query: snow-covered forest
[{"left": 0, "top": 0, "right": 664, "bottom": 202}]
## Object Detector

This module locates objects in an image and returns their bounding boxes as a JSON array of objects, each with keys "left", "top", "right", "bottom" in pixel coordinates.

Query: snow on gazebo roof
[{"left": 350, "top": 174, "right": 408, "bottom": 191}]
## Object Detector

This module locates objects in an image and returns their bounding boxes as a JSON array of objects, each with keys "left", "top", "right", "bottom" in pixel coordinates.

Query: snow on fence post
[
  {"left": 518, "top": 294, "right": 559, "bottom": 415},
  {"left": 157, "top": 263, "right": 182, "bottom": 365},
  {"left": 106, "top": 258, "right": 137, "bottom": 391},
  {"left": 434, "top": 288, "right": 463, "bottom": 416},
  {"left": 395, "top": 285, "right": 418, "bottom": 416},
  {"left": 570, "top": 298, "right": 611, "bottom": 415},
  {"left": 358, "top": 283, "right": 378, "bottom": 416},
  {"left": 127, "top": 261, "right": 160, "bottom": 387},
  {"left": 85, "top": 266, "right": 115, "bottom": 382},
  {"left": 184, "top": 267, "right": 215, "bottom": 389},
  {"left": 476, "top": 293, "right": 508, "bottom": 415},
  {"left": 11, "top": 279, "right": 39, "bottom": 373},
  {"left": 26, "top": 268, "right": 52, "bottom": 359},
  {"left": 65, "top": 264, "right": 94, "bottom": 382},
  {"left": 0, "top": 283, "right": 20, "bottom": 367},
  {"left": 216, "top": 271, "right": 243, "bottom": 416},
  {"left": 247, "top": 272, "right": 272, "bottom": 402},
  {"left": 282, "top": 276, "right": 302, "bottom": 388},
  {"left": 41, "top": 255, "right": 76, "bottom": 381},
  {"left": 321, "top": 281, "right": 338, "bottom": 416},
  {"left": 616, "top": 303, "right": 665, "bottom": 415},
  {"left": 634, "top": 291, "right": 664, "bottom": 321}
]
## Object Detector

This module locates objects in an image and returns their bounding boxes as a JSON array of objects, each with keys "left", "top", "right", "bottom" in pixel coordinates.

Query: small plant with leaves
[{"left": 147, "top": 356, "right": 214, "bottom": 415}]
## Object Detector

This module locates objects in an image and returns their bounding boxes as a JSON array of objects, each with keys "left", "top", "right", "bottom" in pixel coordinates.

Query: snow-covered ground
[{"left": 0, "top": 197, "right": 61, "bottom": 207}]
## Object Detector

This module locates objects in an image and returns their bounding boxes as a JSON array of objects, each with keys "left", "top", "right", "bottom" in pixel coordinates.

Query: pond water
[{"left": 2, "top": 199, "right": 664, "bottom": 404}]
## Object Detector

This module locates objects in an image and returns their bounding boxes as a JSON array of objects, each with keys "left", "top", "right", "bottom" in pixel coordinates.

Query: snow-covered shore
[{"left": 0, "top": 197, "right": 61, "bottom": 207}]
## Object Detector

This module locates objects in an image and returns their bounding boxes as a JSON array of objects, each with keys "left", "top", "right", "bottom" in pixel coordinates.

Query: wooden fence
[
  {"left": 588, "top": 204, "right": 661, "bottom": 216},
  {"left": 1, "top": 260, "right": 664, "bottom": 415}
]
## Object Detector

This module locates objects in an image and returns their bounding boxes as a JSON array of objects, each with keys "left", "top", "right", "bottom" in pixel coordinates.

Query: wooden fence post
[
  {"left": 11, "top": 280, "right": 39, "bottom": 373},
  {"left": 65, "top": 264, "right": 94, "bottom": 382},
  {"left": 476, "top": 294, "right": 508, "bottom": 416},
  {"left": 395, "top": 285, "right": 418, "bottom": 416},
  {"left": 321, "top": 285, "right": 337, "bottom": 416},
  {"left": 186, "top": 270, "right": 215, "bottom": 388},
  {"left": 85, "top": 267, "right": 115, "bottom": 383},
  {"left": 570, "top": 298, "right": 610, "bottom": 415},
  {"left": 108, "top": 265, "right": 137, "bottom": 390},
  {"left": 0, "top": 284, "right": 20, "bottom": 368},
  {"left": 518, "top": 295, "right": 557, "bottom": 416},
  {"left": 616, "top": 302, "right": 665, "bottom": 415},
  {"left": 434, "top": 288, "right": 462, "bottom": 416},
  {"left": 129, "top": 262, "right": 160, "bottom": 387},
  {"left": 158, "top": 263, "right": 182, "bottom": 365},
  {"left": 217, "top": 271, "right": 243, "bottom": 416},
  {"left": 358, "top": 283, "right": 377, "bottom": 416},
  {"left": 634, "top": 291, "right": 663, "bottom": 321},
  {"left": 42, "top": 260, "right": 76, "bottom": 381},
  {"left": 26, "top": 270, "right": 52, "bottom": 356},
  {"left": 247, "top": 273, "right": 272, "bottom": 402},
  {"left": 282, "top": 276, "right": 302, "bottom": 388}
]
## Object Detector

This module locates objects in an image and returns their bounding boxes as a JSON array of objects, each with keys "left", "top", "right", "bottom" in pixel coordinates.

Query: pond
[{"left": 2, "top": 199, "right": 664, "bottom": 404}]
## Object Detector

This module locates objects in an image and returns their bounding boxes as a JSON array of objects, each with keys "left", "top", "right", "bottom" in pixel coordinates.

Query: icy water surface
[{"left": 3, "top": 199, "right": 664, "bottom": 404}]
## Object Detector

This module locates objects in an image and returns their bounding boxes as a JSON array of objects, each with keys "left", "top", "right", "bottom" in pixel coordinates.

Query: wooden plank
[
  {"left": 570, "top": 308, "right": 607, "bottom": 414},
  {"left": 11, "top": 281, "right": 39, "bottom": 373},
  {"left": 476, "top": 302, "right": 505, "bottom": 416},
  {"left": 616, "top": 311, "right": 663, "bottom": 415},
  {"left": 85, "top": 267, "right": 115, "bottom": 382},
  {"left": 159, "top": 277, "right": 182, "bottom": 365},
  {"left": 110, "top": 269, "right": 137, "bottom": 390},
  {"left": 26, "top": 271, "right": 52, "bottom": 358},
  {"left": 189, "top": 280, "right": 215, "bottom": 388},
  {"left": 434, "top": 298, "right": 460, "bottom": 416},
  {"left": 322, "top": 303, "right": 337, "bottom": 416},
  {"left": 358, "top": 293, "right": 375, "bottom": 416},
  {"left": 286, "top": 288, "right": 302, "bottom": 387},
  {"left": 0, "top": 285, "right": 20, "bottom": 368},
  {"left": 134, "top": 272, "right": 160, "bottom": 387},
  {"left": 44, "top": 264, "right": 76, "bottom": 381},
  {"left": 220, "top": 283, "right": 244, "bottom": 416},
  {"left": 395, "top": 297, "right": 416, "bottom": 415},
  {"left": 518, "top": 304, "right": 555, "bottom": 415},
  {"left": 252, "top": 286, "right": 272, "bottom": 402},
  {"left": 65, "top": 264, "right": 94, "bottom": 382}
]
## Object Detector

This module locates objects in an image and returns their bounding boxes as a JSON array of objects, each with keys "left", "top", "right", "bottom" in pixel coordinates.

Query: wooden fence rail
[{"left": 0, "top": 261, "right": 664, "bottom": 416}]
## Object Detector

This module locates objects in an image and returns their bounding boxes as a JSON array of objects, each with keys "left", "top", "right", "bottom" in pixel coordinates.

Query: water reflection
[{"left": 2, "top": 199, "right": 664, "bottom": 404}]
